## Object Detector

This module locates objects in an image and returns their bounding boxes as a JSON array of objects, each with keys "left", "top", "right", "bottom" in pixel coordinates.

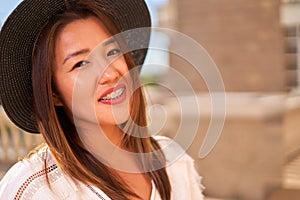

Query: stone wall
[
  {"left": 160, "top": 0, "right": 286, "bottom": 92},
  {"left": 150, "top": 91, "right": 285, "bottom": 200}
]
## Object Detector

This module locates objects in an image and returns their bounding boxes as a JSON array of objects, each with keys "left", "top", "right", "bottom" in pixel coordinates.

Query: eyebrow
[
  {"left": 63, "top": 49, "right": 90, "bottom": 64},
  {"left": 62, "top": 38, "right": 117, "bottom": 65},
  {"left": 102, "top": 38, "right": 116, "bottom": 46}
]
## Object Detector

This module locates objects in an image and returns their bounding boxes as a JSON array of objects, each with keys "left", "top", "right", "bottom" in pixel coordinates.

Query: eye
[
  {"left": 107, "top": 48, "right": 121, "bottom": 57},
  {"left": 72, "top": 60, "right": 90, "bottom": 70}
]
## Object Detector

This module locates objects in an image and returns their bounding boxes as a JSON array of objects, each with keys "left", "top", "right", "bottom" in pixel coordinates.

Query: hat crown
[{"left": 0, "top": 0, "right": 151, "bottom": 133}]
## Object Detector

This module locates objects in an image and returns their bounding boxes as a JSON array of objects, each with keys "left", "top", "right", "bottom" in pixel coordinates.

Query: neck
[
  {"left": 99, "top": 124, "right": 125, "bottom": 147},
  {"left": 75, "top": 121, "right": 141, "bottom": 173}
]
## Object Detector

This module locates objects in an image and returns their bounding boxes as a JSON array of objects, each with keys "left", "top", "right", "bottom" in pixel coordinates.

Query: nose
[{"left": 99, "top": 65, "right": 120, "bottom": 85}]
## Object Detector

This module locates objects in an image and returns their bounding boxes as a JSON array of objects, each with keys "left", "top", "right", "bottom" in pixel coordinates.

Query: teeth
[{"left": 101, "top": 87, "right": 125, "bottom": 101}]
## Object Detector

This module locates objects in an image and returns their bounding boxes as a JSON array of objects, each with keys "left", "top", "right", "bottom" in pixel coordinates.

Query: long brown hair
[{"left": 31, "top": 0, "right": 171, "bottom": 199}]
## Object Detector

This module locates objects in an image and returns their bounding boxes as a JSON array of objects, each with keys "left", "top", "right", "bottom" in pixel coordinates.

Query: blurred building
[
  {"left": 149, "top": 0, "right": 300, "bottom": 199},
  {"left": 159, "top": 0, "right": 285, "bottom": 92}
]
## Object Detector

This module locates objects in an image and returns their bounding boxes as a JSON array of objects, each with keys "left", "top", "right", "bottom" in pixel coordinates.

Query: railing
[{"left": 0, "top": 106, "right": 44, "bottom": 163}]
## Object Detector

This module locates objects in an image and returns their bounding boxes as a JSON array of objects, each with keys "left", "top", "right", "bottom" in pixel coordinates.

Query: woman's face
[{"left": 53, "top": 16, "right": 131, "bottom": 131}]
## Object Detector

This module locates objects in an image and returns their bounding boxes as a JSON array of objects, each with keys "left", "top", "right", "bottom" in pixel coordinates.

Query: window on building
[{"left": 281, "top": 0, "right": 300, "bottom": 90}]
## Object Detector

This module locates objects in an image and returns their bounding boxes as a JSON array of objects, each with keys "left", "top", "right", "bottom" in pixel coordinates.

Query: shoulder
[
  {"left": 153, "top": 135, "right": 193, "bottom": 163},
  {"left": 152, "top": 135, "right": 199, "bottom": 180},
  {"left": 0, "top": 146, "right": 57, "bottom": 199},
  {"left": 0, "top": 161, "right": 29, "bottom": 199},
  {"left": 153, "top": 135, "right": 205, "bottom": 199},
  {"left": 0, "top": 146, "right": 101, "bottom": 200}
]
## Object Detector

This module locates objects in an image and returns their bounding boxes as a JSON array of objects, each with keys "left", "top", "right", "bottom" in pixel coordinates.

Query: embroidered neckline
[
  {"left": 86, "top": 185, "right": 106, "bottom": 200},
  {"left": 86, "top": 181, "right": 158, "bottom": 200}
]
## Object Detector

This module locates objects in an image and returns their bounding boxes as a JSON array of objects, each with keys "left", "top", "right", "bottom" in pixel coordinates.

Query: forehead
[
  {"left": 57, "top": 16, "right": 111, "bottom": 45},
  {"left": 54, "top": 16, "right": 112, "bottom": 63}
]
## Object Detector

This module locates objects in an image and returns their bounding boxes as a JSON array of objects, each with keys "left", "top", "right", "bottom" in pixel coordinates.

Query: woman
[{"left": 0, "top": 0, "right": 204, "bottom": 199}]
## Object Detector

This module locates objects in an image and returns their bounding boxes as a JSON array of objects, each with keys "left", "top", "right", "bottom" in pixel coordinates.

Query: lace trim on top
[{"left": 13, "top": 164, "right": 58, "bottom": 200}]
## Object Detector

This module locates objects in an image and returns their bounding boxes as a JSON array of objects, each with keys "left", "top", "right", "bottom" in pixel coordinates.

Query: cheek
[
  {"left": 56, "top": 71, "right": 99, "bottom": 124},
  {"left": 117, "top": 56, "right": 130, "bottom": 75},
  {"left": 54, "top": 74, "right": 76, "bottom": 110}
]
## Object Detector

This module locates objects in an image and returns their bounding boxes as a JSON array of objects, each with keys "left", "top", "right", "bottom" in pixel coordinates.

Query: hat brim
[{"left": 0, "top": 0, "right": 151, "bottom": 133}]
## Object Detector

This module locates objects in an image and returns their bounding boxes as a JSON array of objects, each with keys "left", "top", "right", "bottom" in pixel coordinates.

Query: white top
[{"left": 0, "top": 136, "right": 204, "bottom": 200}]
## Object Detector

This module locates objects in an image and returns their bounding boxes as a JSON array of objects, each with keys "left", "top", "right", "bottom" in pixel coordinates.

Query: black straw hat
[{"left": 0, "top": 0, "right": 151, "bottom": 133}]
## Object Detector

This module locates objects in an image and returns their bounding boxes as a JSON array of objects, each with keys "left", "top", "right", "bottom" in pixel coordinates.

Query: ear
[{"left": 52, "top": 93, "right": 63, "bottom": 106}]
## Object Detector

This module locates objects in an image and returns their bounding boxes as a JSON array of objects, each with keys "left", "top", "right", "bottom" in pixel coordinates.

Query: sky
[
  {"left": 0, "top": 0, "right": 167, "bottom": 27},
  {"left": 0, "top": 0, "right": 22, "bottom": 26}
]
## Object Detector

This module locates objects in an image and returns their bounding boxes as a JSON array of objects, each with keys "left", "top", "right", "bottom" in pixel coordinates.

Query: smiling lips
[{"left": 98, "top": 84, "right": 126, "bottom": 105}]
